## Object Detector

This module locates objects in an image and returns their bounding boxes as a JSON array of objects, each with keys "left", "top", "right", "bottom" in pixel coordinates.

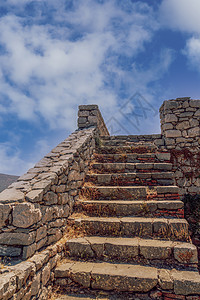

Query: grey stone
[
  {"left": 36, "top": 226, "right": 47, "bottom": 242},
  {"left": 172, "top": 270, "right": 200, "bottom": 295},
  {"left": 26, "top": 189, "right": 44, "bottom": 202},
  {"left": 0, "top": 245, "right": 21, "bottom": 257},
  {"left": 0, "top": 231, "right": 36, "bottom": 245},
  {"left": 31, "top": 272, "right": 41, "bottom": 296},
  {"left": 0, "top": 272, "right": 16, "bottom": 299},
  {"left": 188, "top": 127, "right": 199, "bottom": 137},
  {"left": 0, "top": 204, "right": 11, "bottom": 228},
  {"left": 0, "top": 188, "right": 24, "bottom": 203},
  {"left": 42, "top": 264, "right": 51, "bottom": 286},
  {"left": 164, "top": 114, "right": 178, "bottom": 122},
  {"left": 12, "top": 203, "right": 42, "bottom": 228},
  {"left": 43, "top": 191, "right": 58, "bottom": 205},
  {"left": 23, "top": 243, "right": 37, "bottom": 259},
  {"left": 165, "top": 130, "right": 182, "bottom": 138}
]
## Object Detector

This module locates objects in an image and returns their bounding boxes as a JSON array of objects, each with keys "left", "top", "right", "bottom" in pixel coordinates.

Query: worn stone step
[
  {"left": 91, "top": 162, "right": 172, "bottom": 173},
  {"left": 54, "top": 260, "right": 200, "bottom": 295},
  {"left": 69, "top": 216, "right": 189, "bottom": 241},
  {"left": 97, "top": 145, "right": 157, "bottom": 154},
  {"left": 93, "top": 152, "right": 171, "bottom": 163},
  {"left": 86, "top": 172, "right": 174, "bottom": 186},
  {"left": 81, "top": 185, "right": 179, "bottom": 200},
  {"left": 66, "top": 236, "right": 198, "bottom": 266},
  {"left": 75, "top": 200, "right": 184, "bottom": 218},
  {"left": 100, "top": 134, "right": 162, "bottom": 141}
]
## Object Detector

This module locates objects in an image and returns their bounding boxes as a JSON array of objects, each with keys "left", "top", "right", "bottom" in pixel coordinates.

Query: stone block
[
  {"left": 43, "top": 191, "right": 58, "bottom": 205},
  {"left": 165, "top": 114, "right": 178, "bottom": 122},
  {"left": 12, "top": 203, "right": 42, "bottom": 228},
  {"left": 174, "top": 243, "right": 198, "bottom": 264},
  {"left": 25, "top": 189, "right": 44, "bottom": 203},
  {"left": 0, "top": 231, "right": 36, "bottom": 245},
  {"left": 0, "top": 272, "right": 16, "bottom": 299},
  {"left": 31, "top": 272, "right": 41, "bottom": 296},
  {"left": 0, "top": 245, "right": 21, "bottom": 257},
  {"left": 165, "top": 130, "right": 182, "bottom": 138},
  {"left": 158, "top": 269, "right": 173, "bottom": 290},
  {"left": 42, "top": 264, "right": 50, "bottom": 286},
  {"left": 188, "top": 127, "right": 199, "bottom": 137},
  {"left": 23, "top": 243, "right": 37, "bottom": 259},
  {"left": 0, "top": 204, "right": 11, "bottom": 228},
  {"left": 0, "top": 188, "right": 24, "bottom": 204},
  {"left": 189, "top": 100, "right": 200, "bottom": 108},
  {"left": 172, "top": 270, "right": 200, "bottom": 295},
  {"left": 36, "top": 226, "right": 47, "bottom": 242}
]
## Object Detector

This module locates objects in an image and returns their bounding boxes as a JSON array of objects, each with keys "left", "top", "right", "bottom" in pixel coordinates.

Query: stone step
[
  {"left": 100, "top": 134, "right": 162, "bottom": 142},
  {"left": 75, "top": 200, "right": 184, "bottom": 218},
  {"left": 54, "top": 260, "right": 200, "bottom": 295},
  {"left": 91, "top": 162, "right": 172, "bottom": 173},
  {"left": 65, "top": 236, "right": 198, "bottom": 266},
  {"left": 100, "top": 140, "right": 157, "bottom": 147},
  {"left": 97, "top": 145, "right": 158, "bottom": 154},
  {"left": 86, "top": 172, "right": 174, "bottom": 186},
  {"left": 93, "top": 152, "right": 171, "bottom": 163},
  {"left": 69, "top": 216, "right": 189, "bottom": 241},
  {"left": 81, "top": 185, "right": 179, "bottom": 201}
]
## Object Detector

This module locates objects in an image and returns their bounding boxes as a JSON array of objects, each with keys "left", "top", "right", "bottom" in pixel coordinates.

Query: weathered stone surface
[
  {"left": 43, "top": 191, "right": 58, "bottom": 205},
  {"left": 91, "top": 262, "right": 158, "bottom": 292},
  {"left": 29, "top": 252, "right": 49, "bottom": 271},
  {"left": 158, "top": 269, "right": 173, "bottom": 290},
  {"left": 66, "top": 238, "right": 94, "bottom": 258},
  {"left": 42, "top": 264, "right": 51, "bottom": 286},
  {"left": 0, "top": 245, "right": 21, "bottom": 257},
  {"left": 36, "top": 226, "right": 47, "bottom": 242},
  {"left": 165, "top": 114, "right": 178, "bottom": 122},
  {"left": 11, "top": 261, "right": 36, "bottom": 289},
  {"left": 55, "top": 262, "right": 75, "bottom": 277},
  {"left": 70, "top": 261, "right": 94, "bottom": 288},
  {"left": 139, "top": 239, "right": 172, "bottom": 259},
  {"left": 0, "top": 272, "right": 16, "bottom": 299},
  {"left": 174, "top": 243, "right": 198, "bottom": 264},
  {"left": 25, "top": 189, "right": 44, "bottom": 203},
  {"left": 0, "top": 188, "right": 24, "bottom": 203},
  {"left": 165, "top": 130, "right": 182, "bottom": 138},
  {"left": 23, "top": 243, "right": 37, "bottom": 259},
  {"left": 12, "top": 203, "right": 42, "bottom": 228},
  {"left": 31, "top": 272, "right": 41, "bottom": 296},
  {"left": 0, "top": 231, "right": 36, "bottom": 245},
  {"left": 172, "top": 270, "right": 200, "bottom": 295},
  {"left": 188, "top": 127, "right": 199, "bottom": 137},
  {"left": 0, "top": 204, "right": 11, "bottom": 228}
]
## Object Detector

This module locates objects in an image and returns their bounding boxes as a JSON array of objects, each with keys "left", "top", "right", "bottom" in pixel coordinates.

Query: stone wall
[
  {"left": 0, "top": 235, "right": 67, "bottom": 300},
  {"left": 160, "top": 97, "right": 200, "bottom": 195},
  {"left": 0, "top": 105, "right": 109, "bottom": 260},
  {"left": 78, "top": 104, "right": 109, "bottom": 136}
]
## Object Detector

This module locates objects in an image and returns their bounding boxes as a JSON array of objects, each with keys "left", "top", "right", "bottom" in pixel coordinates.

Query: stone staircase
[{"left": 54, "top": 136, "right": 200, "bottom": 299}]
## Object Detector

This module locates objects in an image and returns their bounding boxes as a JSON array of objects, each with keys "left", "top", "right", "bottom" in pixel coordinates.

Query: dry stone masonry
[
  {"left": 0, "top": 98, "right": 199, "bottom": 300},
  {"left": 160, "top": 97, "right": 200, "bottom": 195}
]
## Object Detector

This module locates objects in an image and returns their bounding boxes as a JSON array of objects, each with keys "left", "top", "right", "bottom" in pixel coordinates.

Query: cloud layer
[{"left": 0, "top": 0, "right": 188, "bottom": 175}]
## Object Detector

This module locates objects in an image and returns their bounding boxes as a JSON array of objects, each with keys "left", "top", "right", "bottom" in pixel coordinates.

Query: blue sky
[{"left": 0, "top": 0, "right": 200, "bottom": 175}]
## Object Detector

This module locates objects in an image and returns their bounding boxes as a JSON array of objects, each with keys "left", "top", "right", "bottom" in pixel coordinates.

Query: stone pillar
[
  {"left": 160, "top": 97, "right": 200, "bottom": 195},
  {"left": 78, "top": 105, "right": 109, "bottom": 136}
]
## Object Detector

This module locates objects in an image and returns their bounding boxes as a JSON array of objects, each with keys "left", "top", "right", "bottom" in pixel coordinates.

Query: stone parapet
[
  {"left": 78, "top": 104, "right": 109, "bottom": 136},
  {"left": 0, "top": 127, "right": 96, "bottom": 259},
  {"left": 160, "top": 97, "right": 200, "bottom": 195}
]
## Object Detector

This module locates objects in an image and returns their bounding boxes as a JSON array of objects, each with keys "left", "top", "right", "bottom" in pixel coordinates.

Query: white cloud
[
  {"left": 0, "top": 143, "right": 33, "bottom": 175},
  {"left": 159, "top": 0, "right": 200, "bottom": 34},
  {"left": 184, "top": 37, "right": 200, "bottom": 71},
  {"left": 0, "top": 0, "right": 160, "bottom": 131},
  {"left": 0, "top": 0, "right": 177, "bottom": 175}
]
